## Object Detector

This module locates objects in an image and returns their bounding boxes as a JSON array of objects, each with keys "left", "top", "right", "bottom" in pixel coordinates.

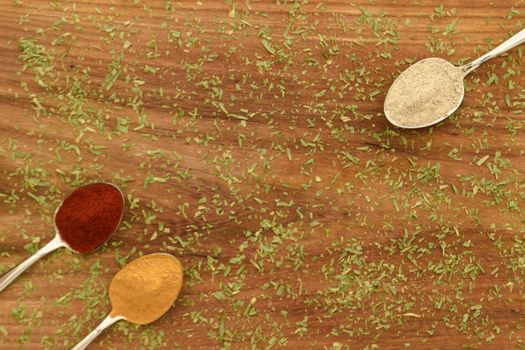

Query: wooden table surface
[{"left": 0, "top": 1, "right": 524, "bottom": 349}]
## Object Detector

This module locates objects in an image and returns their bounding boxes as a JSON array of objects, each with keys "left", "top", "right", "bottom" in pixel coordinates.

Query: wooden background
[{"left": 0, "top": 0, "right": 524, "bottom": 349}]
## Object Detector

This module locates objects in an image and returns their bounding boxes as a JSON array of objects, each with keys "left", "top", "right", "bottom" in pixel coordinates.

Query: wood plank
[{"left": 0, "top": 0, "right": 524, "bottom": 349}]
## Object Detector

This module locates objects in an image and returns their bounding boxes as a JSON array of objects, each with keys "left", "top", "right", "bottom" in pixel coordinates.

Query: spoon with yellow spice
[{"left": 71, "top": 253, "right": 183, "bottom": 350}]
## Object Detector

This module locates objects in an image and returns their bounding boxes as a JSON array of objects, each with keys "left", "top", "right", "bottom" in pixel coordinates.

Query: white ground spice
[{"left": 384, "top": 58, "right": 464, "bottom": 128}]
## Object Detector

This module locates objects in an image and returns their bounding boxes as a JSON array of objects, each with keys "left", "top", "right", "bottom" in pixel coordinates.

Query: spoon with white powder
[{"left": 384, "top": 28, "right": 525, "bottom": 129}]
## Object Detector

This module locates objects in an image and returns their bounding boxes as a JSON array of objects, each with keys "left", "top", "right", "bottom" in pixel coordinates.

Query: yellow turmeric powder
[{"left": 109, "top": 253, "right": 183, "bottom": 324}]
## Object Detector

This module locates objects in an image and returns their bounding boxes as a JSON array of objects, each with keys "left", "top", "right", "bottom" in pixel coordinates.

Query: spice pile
[
  {"left": 109, "top": 253, "right": 183, "bottom": 325},
  {"left": 384, "top": 57, "right": 465, "bottom": 128},
  {"left": 55, "top": 183, "right": 124, "bottom": 253}
]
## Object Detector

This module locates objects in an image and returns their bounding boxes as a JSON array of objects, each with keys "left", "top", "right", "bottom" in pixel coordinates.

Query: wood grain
[{"left": 0, "top": 0, "right": 524, "bottom": 349}]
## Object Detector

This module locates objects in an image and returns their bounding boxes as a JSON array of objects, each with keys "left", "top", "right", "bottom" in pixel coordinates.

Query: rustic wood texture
[{"left": 0, "top": 0, "right": 524, "bottom": 349}]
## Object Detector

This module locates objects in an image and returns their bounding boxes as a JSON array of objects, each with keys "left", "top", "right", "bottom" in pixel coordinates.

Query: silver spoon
[
  {"left": 0, "top": 183, "right": 124, "bottom": 293},
  {"left": 384, "top": 28, "right": 525, "bottom": 129},
  {"left": 71, "top": 253, "right": 183, "bottom": 350}
]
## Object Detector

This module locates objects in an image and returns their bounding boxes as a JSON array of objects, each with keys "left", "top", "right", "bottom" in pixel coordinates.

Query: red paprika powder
[{"left": 54, "top": 183, "right": 124, "bottom": 253}]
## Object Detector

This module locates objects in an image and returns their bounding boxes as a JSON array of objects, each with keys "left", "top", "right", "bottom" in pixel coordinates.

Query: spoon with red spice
[{"left": 0, "top": 183, "right": 124, "bottom": 293}]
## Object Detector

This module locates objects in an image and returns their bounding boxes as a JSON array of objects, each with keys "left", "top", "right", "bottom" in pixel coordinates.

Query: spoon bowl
[
  {"left": 54, "top": 182, "right": 125, "bottom": 254},
  {"left": 384, "top": 57, "right": 465, "bottom": 129}
]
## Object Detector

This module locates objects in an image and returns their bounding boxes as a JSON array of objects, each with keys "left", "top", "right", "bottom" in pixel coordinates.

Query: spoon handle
[
  {"left": 71, "top": 314, "right": 122, "bottom": 350},
  {"left": 0, "top": 234, "right": 64, "bottom": 293},
  {"left": 463, "top": 28, "right": 525, "bottom": 75}
]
